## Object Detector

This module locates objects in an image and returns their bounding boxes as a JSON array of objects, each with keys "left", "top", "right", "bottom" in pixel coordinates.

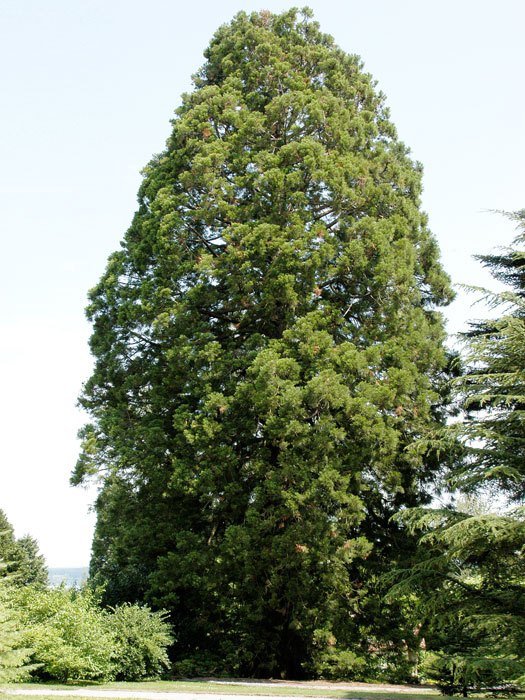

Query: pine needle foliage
[
  {"left": 389, "top": 211, "right": 525, "bottom": 694},
  {"left": 74, "top": 8, "right": 453, "bottom": 678},
  {"left": 0, "top": 510, "right": 48, "bottom": 587},
  {"left": 453, "top": 210, "right": 525, "bottom": 500}
]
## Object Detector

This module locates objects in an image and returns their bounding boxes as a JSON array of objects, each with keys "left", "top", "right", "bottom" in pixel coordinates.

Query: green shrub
[
  {"left": 8, "top": 586, "right": 174, "bottom": 682},
  {"left": 365, "top": 650, "right": 421, "bottom": 685},
  {"left": 0, "top": 580, "right": 33, "bottom": 682},
  {"left": 307, "top": 631, "right": 367, "bottom": 680},
  {"left": 172, "top": 651, "right": 226, "bottom": 678},
  {"left": 313, "top": 648, "right": 367, "bottom": 679},
  {"left": 109, "top": 603, "right": 172, "bottom": 680},
  {"left": 13, "top": 585, "right": 115, "bottom": 682}
]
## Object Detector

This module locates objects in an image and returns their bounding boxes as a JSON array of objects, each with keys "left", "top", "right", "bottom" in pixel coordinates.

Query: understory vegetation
[{"left": 0, "top": 554, "right": 171, "bottom": 683}]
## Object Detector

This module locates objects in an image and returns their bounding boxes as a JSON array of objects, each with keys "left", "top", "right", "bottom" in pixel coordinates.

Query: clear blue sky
[{"left": 1, "top": 0, "right": 524, "bottom": 566}]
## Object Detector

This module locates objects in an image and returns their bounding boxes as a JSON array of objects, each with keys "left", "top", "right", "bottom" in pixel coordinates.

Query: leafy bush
[
  {"left": 109, "top": 603, "right": 172, "bottom": 680},
  {"left": 307, "top": 631, "right": 367, "bottom": 680},
  {"left": 172, "top": 647, "right": 240, "bottom": 678},
  {"left": 8, "top": 586, "right": 174, "bottom": 682},
  {"left": 13, "top": 585, "right": 115, "bottom": 682},
  {"left": 366, "top": 649, "right": 421, "bottom": 685},
  {"left": 313, "top": 648, "right": 367, "bottom": 679},
  {"left": 0, "top": 578, "right": 33, "bottom": 682}
]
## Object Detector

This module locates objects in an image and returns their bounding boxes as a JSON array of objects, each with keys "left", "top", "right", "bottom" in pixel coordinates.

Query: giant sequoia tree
[{"left": 75, "top": 9, "right": 453, "bottom": 678}]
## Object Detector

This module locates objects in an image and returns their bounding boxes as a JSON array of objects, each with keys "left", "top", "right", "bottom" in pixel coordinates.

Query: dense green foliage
[
  {"left": 14, "top": 585, "right": 116, "bottom": 682},
  {"left": 0, "top": 567, "right": 32, "bottom": 683},
  {"left": 392, "top": 505, "right": 525, "bottom": 694},
  {"left": 110, "top": 603, "right": 172, "bottom": 680},
  {"left": 75, "top": 8, "right": 453, "bottom": 678},
  {"left": 455, "top": 210, "right": 525, "bottom": 499},
  {"left": 0, "top": 510, "right": 47, "bottom": 587},
  {"left": 390, "top": 212, "right": 525, "bottom": 694},
  {"left": 7, "top": 585, "right": 172, "bottom": 682}
]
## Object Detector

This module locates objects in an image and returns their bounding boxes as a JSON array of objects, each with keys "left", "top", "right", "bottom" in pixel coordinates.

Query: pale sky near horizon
[{"left": 1, "top": 0, "right": 524, "bottom": 567}]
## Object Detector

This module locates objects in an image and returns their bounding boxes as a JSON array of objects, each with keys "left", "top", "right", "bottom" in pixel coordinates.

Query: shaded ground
[{"left": 207, "top": 682, "right": 434, "bottom": 694}]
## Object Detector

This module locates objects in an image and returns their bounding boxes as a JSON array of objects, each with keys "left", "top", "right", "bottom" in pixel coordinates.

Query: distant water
[{"left": 48, "top": 567, "right": 88, "bottom": 588}]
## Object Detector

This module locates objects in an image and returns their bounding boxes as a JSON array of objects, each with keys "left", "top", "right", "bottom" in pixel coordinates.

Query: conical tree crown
[{"left": 76, "top": 8, "right": 453, "bottom": 678}]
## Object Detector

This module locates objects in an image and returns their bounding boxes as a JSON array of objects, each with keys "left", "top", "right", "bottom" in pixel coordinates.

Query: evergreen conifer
[{"left": 75, "top": 9, "right": 453, "bottom": 677}]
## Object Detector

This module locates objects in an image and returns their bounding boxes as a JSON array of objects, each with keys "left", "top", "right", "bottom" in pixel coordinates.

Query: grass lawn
[
  {"left": 0, "top": 679, "right": 465, "bottom": 700},
  {"left": 5, "top": 679, "right": 524, "bottom": 700}
]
